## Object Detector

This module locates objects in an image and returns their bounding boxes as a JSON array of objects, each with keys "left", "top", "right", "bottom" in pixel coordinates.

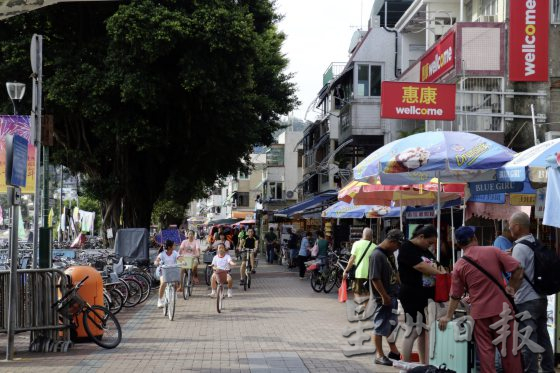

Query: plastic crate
[{"left": 161, "top": 266, "right": 181, "bottom": 283}]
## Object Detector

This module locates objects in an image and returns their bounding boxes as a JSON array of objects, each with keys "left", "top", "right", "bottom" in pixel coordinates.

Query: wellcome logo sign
[
  {"left": 381, "top": 82, "right": 456, "bottom": 121},
  {"left": 420, "top": 31, "right": 455, "bottom": 83},
  {"left": 509, "top": 0, "right": 549, "bottom": 81}
]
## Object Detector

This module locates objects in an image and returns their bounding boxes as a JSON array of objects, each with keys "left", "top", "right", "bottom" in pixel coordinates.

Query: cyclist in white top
[
  {"left": 178, "top": 230, "right": 201, "bottom": 286},
  {"left": 209, "top": 243, "right": 235, "bottom": 298},
  {"left": 155, "top": 239, "right": 180, "bottom": 308}
]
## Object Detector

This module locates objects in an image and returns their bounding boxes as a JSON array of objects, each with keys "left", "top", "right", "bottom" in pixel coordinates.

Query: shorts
[
  {"left": 373, "top": 297, "right": 399, "bottom": 336},
  {"left": 352, "top": 278, "right": 369, "bottom": 295}
]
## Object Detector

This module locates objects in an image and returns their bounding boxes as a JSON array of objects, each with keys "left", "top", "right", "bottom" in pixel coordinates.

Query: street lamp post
[{"left": 6, "top": 82, "right": 25, "bottom": 115}]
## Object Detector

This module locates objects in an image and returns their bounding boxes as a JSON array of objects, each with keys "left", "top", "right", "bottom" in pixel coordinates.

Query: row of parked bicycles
[
  {"left": 52, "top": 251, "right": 158, "bottom": 349},
  {"left": 305, "top": 250, "right": 351, "bottom": 294}
]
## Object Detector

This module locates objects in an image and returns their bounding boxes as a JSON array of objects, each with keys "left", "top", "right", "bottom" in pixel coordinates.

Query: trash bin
[{"left": 64, "top": 266, "right": 104, "bottom": 340}]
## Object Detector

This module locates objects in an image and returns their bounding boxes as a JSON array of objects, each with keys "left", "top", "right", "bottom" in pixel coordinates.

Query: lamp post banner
[
  {"left": 380, "top": 82, "right": 456, "bottom": 121},
  {"left": 0, "top": 116, "right": 36, "bottom": 194},
  {"left": 509, "top": 0, "right": 549, "bottom": 81}
]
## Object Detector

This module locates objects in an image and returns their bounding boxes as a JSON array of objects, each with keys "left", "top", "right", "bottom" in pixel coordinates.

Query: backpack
[{"left": 519, "top": 239, "right": 560, "bottom": 295}]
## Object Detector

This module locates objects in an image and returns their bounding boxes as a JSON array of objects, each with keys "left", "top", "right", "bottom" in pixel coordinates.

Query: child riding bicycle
[
  {"left": 209, "top": 243, "right": 235, "bottom": 298},
  {"left": 155, "top": 239, "right": 180, "bottom": 308}
]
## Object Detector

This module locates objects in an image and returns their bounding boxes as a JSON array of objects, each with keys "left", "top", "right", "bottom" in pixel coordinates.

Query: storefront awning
[{"left": 274, "top": 191, "right": 338, "bottom": 218}]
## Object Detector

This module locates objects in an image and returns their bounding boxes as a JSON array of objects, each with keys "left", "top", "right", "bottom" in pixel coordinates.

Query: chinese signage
[
  {"left": 509, "top": 0, "right": 549, "bottom": 81},
  {"left": 420, "top": 31, "right": 455, "bottom": 82},
  {"left": 380, "top": 82, "right": 456, "bottom": 121},
  {"left": 0, "top": 116, "right": 35, "bottom": 194}
]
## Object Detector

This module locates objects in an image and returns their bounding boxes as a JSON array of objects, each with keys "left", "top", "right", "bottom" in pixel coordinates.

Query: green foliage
[
  {"left": 0, "top": 0, "right": 297, "bottom": 228},
  {"left": 151, "top": 199, "right": 186, "bottom": 228},
  {"left": 398, "top": 126, "right": 425, "bottom": 139}
]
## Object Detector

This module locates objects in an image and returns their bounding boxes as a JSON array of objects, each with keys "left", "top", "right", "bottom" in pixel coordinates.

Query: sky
[{"left": 276, "top": 0, "right": 376, "bottom": 121}]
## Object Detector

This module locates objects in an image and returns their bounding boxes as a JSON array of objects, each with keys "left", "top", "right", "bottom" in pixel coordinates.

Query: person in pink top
[
  {"left": 179, "top": 230, "right": 200, "bottom": 285},
  {"left": 438, "top": 226, "right": 524, "bottom": 373}
]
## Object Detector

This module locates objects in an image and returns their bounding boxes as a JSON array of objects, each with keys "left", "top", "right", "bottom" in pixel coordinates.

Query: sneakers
[
  {"left": 157, "top": 298, "right": 164, "bottom": 308},
  {"left": 374, "top": 356, "right": 392, "bottom": 366},
  {"left": 388, "top": 352, "right": 401, "bottom": 360},
  {"left": 227, "top": 289, "right": 232, "bottom": 298},
  {"left": 208, "top": 291, "right": 216, "bottom": 298}
]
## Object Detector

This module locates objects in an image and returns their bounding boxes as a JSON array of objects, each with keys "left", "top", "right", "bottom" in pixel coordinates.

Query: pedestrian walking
[
  {"left": 287, "top": 228, "right": 299, "bottom": 268},
  {"left": 298, "top": 231, "right": 312, "bottom": 279},
  {"left": 369, "top": 229, "right": 404, "bottom": 366},
  {"left": 438, "top": 226, "right": 524, "bottom": 373},
  {"left": 265, "top": 227, "right": 278, "bottom": 264},
  {"left": 343, "top": 228, "right": 376, "bottom": 296},
  {"left": 509, "top": 212, "right": 555, "bottom": 373},
  {"left": 397, "top": 224, "right": 445, "bottom": 364}
]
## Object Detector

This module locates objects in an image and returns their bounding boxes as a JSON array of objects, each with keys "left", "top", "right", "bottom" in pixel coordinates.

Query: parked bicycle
[{"left": 53, "top": 276, "right": 122, "bottom": 349}]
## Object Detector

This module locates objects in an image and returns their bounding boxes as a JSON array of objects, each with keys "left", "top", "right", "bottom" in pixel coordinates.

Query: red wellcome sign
[
  {"left": 381, "top": 82, "right": 456, "bottom": 120},
  {"left": 509, "top": 0, "right": 549, "bottom": 81},
  {"left": 420, "top": 31, "right": 455, "bottom": 82}
]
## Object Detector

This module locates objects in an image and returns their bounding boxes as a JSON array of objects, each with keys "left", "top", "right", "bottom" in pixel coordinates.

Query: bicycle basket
[
  {"left": 215, "top": 269, "right": 228, "bottom": 284},
  {"left": 203, "top": 250, "right": 216, "bottom": 264},
  {"left": 177, "top": 256, "right": 194, "bottom": 269},
  {"left": 161, "top": 266, "right": 181, "bottom": 283}
]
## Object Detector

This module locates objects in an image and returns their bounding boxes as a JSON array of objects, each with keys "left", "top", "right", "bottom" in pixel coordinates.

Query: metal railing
[{"left": 0, "top": 268, "right": 72, "bottom": 352}]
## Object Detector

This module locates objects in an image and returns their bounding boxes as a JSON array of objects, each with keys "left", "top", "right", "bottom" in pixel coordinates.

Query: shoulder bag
[{"left": 462, "top": 255, "right": 517, "bottom": 313}]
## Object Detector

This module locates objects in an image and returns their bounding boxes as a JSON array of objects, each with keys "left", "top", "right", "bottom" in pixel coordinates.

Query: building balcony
[{"left": 323, "top": 62, "right": 347, "bottom": 87}]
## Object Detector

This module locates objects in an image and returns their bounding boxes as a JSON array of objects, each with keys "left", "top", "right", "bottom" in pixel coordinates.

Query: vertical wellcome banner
[
  {"left": 509, "top": 0, "right": 549, "bottom": 81},
  {"left": 0, "top": 115, "right": 36, "bottom": 194}
]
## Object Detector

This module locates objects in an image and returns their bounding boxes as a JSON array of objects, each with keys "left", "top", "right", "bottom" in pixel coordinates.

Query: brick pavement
[{"left": 0, "top": 259, "right": 406, "bottom": 373}]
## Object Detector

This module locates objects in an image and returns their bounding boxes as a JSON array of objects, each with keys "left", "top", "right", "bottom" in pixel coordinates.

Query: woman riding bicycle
[
  {"left": 155, "top": 239, "right": 180, "bottom": 308},
  {"left": 179, "top": 230, "right": 200, "bottom": 286},
  {"left": 240, "top": 228, "right": 258, "bottom": 285},
  {"left": 209, "top": 243, "right": 235, "bottom": 298}
]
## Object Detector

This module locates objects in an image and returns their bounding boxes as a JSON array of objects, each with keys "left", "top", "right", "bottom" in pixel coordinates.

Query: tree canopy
[{"left": 0, "top": 0, "right": 298, "bottom": 231}]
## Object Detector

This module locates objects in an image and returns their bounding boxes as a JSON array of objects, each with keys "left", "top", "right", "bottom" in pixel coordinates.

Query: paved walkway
[{"left": 0, "top": 259, "right": 407, "bottom": 373}]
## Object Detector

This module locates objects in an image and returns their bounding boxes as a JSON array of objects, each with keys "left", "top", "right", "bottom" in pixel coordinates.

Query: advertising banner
[
  {"left": 0, "top": 116, "right": 35, "bottom": 194},
  {"left": 381, "top": 82, "right": 456, "bottom": 120},
  {"left": 420, "top": 31, "right": 455, "bottom": 82},
  {"left": 509, "top": 0, "right": 549, "bottom": 81}
]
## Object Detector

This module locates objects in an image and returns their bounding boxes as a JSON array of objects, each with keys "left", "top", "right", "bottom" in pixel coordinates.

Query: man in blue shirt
[
  {"left": 493, "top": 226, "right": 513, "bottom": 253},
  {"left": 298, "top": 231, "right": 312, "bottom": 279}
]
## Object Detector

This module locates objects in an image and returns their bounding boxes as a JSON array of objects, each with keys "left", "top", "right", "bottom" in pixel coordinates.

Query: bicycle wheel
[
  {"left": 83, "top": 305, "right": 122, "bottom": 349},
  {"left": 123, "top": 278, "right": 142, "bottom": 308},
  {"left": 168, "top": 285, "right": 176, "bottom": 321},
  {"left": 310, "top": 271, "right": 325, "bottom": 292},
  {"left": 216, "top": 286, "right": 223, "bottom": 313},
  {"left": 205, "top": 266, "right": 212, "bottom": 286},
  {"left": 163, "top": 286, "right": 169, "bottom": 316},
  {"left": 247, "top": 272, "right": 251, "bottom": 289},
  {"left": 130, "top": 273, "right": 151, "bottom": 304},
  {"left": 324, "top": 269, "right": 337, "bottom": 294},
  {"left": 108, "top": 288, "right": 124, "bottom": 315},
  {"left": 182, "top": 271, "right": 189, "bottom": 300},
  {"left": 187, "top": 269, "right": 193, "bottom": 297},
  {"left": 115, "top": 279, "right": 130, "bottom": 304}
]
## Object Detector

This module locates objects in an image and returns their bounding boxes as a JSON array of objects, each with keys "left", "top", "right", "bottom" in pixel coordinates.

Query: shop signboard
[
  {"left": 509, "top": 194, "right": 536, "bottom": 206},
  {"left": 405, "top": 210, "right": 436, "bottom": 219},
  {"left": 509, "top": 0, "right": 549, "bottom": 81},
  {"left": 469, "top": 181, "right": 524, "bottom": 195},
  {"left": 420, "top": 31, "right": 455, "bottom": 82},
  {"left": 535, "top": 187, "right": 546, "bottom": 218},
  {"left": 380, "top": 82, "right": 456, "bottom": 121},
  {"left": 468, "top": 193, "right": 506, "bottom": 204}
]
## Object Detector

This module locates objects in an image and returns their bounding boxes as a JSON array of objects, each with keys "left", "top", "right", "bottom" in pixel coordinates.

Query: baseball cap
[
  {"left": 386, "top": 229, "right": 405, "bottom": 243},
  {"left": 455, "top": 226, "right": 476, "bottom": 244}
]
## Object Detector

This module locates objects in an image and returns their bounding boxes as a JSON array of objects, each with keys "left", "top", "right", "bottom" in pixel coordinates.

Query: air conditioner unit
[
  {"left": 477, "top": 15, "right": 497, "bottom": 22},
  {"left": 545, "top": 131, "right": 560, "bottom": 141},
  {"left": 285, "top": 190, "right": 295, "bottom": 199}
]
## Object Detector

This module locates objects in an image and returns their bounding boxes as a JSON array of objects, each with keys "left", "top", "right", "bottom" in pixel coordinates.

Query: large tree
[{"left": 0, "top": 0, "right": 297, "bottom": 231}]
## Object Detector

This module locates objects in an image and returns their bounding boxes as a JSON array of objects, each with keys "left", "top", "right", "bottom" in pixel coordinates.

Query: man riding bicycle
[
  {"left": 155, "top": 239, "right": 180, "bottom": 308},
  {"left": 209, "top": 243, "right": 235, "bottom": 298},
  {"left": 240, "top": 228, "right": 258, "bottom": 285}
]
